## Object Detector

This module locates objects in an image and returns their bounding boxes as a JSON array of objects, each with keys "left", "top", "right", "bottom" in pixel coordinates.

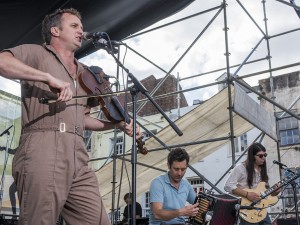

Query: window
[
  {"left": 142, "top": 130, "right": 157, "bottom": 141},
  {"left": 110, "top": 137, "right": 124, "bottom": 155},
  {"left": 108, "top": 208, "right": 121, "bottom": 221},
  {"left": 282, "top": 170, "right": 300, "bottom": 208},
  {"left": 228, "top": 138, "right": 239, "bottom": 155},
  {"left": 188, "top": 177, "right": 204, "bottom": 194},
  {"left": 145, "top": 191, "right": 150, "bottom": 208},
  {"left": 83, "top": 130, "right": 92, "bottom": 152},
  {"left": 277, "top": 110, "right": 300, "bottom": 146},
  {"left": 240, "top": 133, "right": 248, "bottom": 152},
  {"left": 190, "top": 179, "right": 203, "bottom": 185},
  {"left": 143, "top": 191, "right": 150, "bottom": 218}
]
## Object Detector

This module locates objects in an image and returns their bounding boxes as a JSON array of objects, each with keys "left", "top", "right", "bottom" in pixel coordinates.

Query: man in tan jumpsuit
[{"left": 0, "top": 8, "right": 141, "bottom": 225}]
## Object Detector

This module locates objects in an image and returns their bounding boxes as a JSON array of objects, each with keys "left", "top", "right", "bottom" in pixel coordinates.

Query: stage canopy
[
  {"left": 0, "top": 0, "right": 194, "bottom": 58},
  {"left": 95, "top": 86, "right": 260, "bottom": 211}
]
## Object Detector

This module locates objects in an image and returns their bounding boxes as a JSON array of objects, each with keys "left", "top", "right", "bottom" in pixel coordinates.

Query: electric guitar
[
  {"left": 239, "top": 172, "right": 299, "bottom": 223},
  {"left": 239, "top": 182, "right": 278, "bottom": 223}
]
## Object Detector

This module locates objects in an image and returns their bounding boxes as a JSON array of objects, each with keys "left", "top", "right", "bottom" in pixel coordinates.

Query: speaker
[
  {"left": 0, "top": 214, "right": 64, "bottom": 225},
  {"left": 0, "top": 214, "right": 18, "bottom": 225},
  {"left": 277, "top": 218, "right": 298, "bottom": 225}
]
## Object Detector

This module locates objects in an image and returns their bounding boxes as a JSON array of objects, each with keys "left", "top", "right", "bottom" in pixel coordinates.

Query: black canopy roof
[{"left": 0, "top": 0, "right": 193, "bottom": 58}]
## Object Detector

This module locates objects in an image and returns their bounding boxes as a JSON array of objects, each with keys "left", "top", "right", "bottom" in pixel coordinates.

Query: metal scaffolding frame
[{"left": 87, "top": 0, "right": 300, "bottom": 223}]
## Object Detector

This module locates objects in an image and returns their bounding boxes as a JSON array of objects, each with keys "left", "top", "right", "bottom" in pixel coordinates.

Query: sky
[{"left": 1, "top": 0, "right": 300, "bottom": 106}]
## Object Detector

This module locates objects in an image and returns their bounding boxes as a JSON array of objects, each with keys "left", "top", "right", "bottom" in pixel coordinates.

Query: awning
[
  {"left": 0, "top": 0, "right": 194, "bottom": 58},
  {"left": 95, "top": 86, "right": 255, "bottom": 210}
]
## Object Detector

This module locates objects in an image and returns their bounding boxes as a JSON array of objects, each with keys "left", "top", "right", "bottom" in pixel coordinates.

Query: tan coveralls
[{"left": 5, "top": 44, "right": 110, "bottom": 225}]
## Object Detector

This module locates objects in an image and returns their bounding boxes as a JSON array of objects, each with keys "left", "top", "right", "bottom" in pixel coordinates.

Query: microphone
[
  {"left": 82, "top": 31, "right": 123, "bottom": 45},
  {"left": 205, "top": 211, "right": 213, "bottom": 222},
  {"left": 235, "top": 204, "right": 261, "bottom": 211},
  {"left": 96, "top": 38, "right": 121, "bottom": 54},
  {"left": 273, "top": 160, "right": 287, "bottom": 168},
  {"left": 97, "top": 38, "right": 122, "bottom": 46},
  {"left": 82, "top": 31, "right": 107, "bottom": 40},
  {"left": 0, "top": 125, "right": 13, "bottom": 137}
]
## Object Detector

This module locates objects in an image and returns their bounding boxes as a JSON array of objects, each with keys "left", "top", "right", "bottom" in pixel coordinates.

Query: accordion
[{"left": 189, "top": 192, "right": 240, "bottom": 225}]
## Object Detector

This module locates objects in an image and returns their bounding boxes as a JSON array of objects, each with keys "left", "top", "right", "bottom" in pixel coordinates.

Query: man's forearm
[{"left": 153, "top": 208, "right": 181, "bottom": 221}]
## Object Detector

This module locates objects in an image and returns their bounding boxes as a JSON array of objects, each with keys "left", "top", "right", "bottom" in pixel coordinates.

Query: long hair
[
  {"left": 245, "top": 142, "right": 268, "bottom": 188},
  {"left": 42, "top": 8, "right": 81, "bottom": 44}
]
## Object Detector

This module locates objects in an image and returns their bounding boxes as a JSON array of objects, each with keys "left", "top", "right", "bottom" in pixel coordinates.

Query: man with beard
[{"left": 149, "top": 148, "right": 199, "bottom": 225}]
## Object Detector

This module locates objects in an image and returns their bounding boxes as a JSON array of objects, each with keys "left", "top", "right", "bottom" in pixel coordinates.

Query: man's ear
[
  {"left": 51, "top": 27, "right": 60, "bottom": 37},
  {"left": 167, "top": 163, "right": 170, "bottom": 169}
]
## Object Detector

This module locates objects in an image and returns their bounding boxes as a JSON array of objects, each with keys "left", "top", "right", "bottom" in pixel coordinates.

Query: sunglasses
[{"left": 255, "top": 153, "right": 268, "bottom": 158}]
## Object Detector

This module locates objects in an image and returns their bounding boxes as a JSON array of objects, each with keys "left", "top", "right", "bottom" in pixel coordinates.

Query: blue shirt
[{"left": 149, "top": 172, "right": 196, "bottom": 225}]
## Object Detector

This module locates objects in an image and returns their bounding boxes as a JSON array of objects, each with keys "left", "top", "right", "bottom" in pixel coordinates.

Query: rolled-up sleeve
[{"left": 224, "top": 163, "right": 246, "bottom": 194}]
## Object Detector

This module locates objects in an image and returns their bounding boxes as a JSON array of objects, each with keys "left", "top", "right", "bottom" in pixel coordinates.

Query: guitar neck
[{"left": 256, "top": 173, "right": 299, "bottom": 203}]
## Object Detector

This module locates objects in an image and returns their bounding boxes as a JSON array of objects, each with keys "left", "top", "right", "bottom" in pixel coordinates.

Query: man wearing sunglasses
[{"left": 224, "top": 142, "right": 281, "bottom": 225}]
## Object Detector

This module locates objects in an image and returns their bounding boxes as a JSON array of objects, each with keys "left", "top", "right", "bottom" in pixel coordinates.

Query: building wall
[
  {"left": 185, "top": 72, "right": 300, "bottom": 218},
  {"left": 259, "top": 71, "right": 300, "bottom": 215},
  {"left": 131, "top": 75, "right": 188, "bottom": 117},
  {"left": 90, "top": 71, "right": 300, "bottom": 219}
]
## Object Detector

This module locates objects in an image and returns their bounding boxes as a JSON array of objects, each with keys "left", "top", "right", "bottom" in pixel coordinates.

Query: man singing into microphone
[
  {"left": 224, "top": 142, "right": 281, "bottom": 225},
  {"left": 0, "top": 8, "right": 141, "bottom": 225}
]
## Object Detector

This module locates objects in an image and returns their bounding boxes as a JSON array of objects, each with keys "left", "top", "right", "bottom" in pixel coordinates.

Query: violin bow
[{"left": 39, "top": 90, "right": 128, "bottom": 104}]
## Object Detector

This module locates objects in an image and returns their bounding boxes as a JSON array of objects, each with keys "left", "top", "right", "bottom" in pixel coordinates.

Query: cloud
[{"left": 78, "top": 0, "right": 300, "bottom": 105}]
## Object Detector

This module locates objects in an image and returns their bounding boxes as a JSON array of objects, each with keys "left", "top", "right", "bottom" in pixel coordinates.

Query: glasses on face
[{"left": 255, "top": 153, "right": 267, "bottom": 158}]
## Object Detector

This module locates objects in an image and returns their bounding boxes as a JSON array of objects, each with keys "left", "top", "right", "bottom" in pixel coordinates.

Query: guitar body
[{"left": 239, "top": 182, "right": 278, "bottom": 223}]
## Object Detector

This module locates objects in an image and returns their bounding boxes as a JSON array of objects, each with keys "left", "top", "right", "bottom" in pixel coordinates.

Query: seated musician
[
  {"left": 149, "top": 148, "right": 199, "bottom": 225},
  {"left": 224, "top": 142, "right": 281, "bottom": 225},
  {"left": 122, "top": 192, "right": 143, "bottom": 223}
]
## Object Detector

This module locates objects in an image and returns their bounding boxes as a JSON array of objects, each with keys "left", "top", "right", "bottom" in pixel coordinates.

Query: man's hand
[
  {"left": 117, "top": 119, "right": 142, "bottom": 139},
  {"left": 152, "top": 202, "right": 199, "bottom": 221},
  {"left": 0, "top": 52, "right": 73, "bottom": 102},
  {"left": 180, "top": 202, "right": 199, "bottom": 217},
  {"left": 47, "top": 74, "right": 73, "bottom": 102}
]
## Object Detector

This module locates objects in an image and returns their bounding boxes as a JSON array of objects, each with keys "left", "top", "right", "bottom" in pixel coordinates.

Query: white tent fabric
[{"left": 95, "top": 86, "right": 255, "bottom": 210}]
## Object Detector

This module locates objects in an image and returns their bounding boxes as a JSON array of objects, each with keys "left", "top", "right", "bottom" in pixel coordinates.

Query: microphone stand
[
  {"left": 289, "top": 178, "right": 299, "bottom": 225},
  {"left": 0, "top": 125, "right": 13, "bottom": 212},
  {"left": 98, "top": 41, "right": 183, "bottom": 225},
  {"left": 281, "top": 167, "right": 300, "bottom": 225}
]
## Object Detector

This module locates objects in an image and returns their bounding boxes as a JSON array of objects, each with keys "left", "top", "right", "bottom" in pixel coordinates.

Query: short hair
[
  {"left": 167, "top": 148, "right": 189, "bottom": 166},
  {"left": 124, "top": 192, "right": 132, "bottom": 201},
  {"left": 42, "top": 8, "right": 81, "bottom": 44}
]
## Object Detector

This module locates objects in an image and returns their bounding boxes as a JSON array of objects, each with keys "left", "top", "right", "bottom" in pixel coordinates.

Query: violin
[{"left": 79, "top": 66, "right": 148, "bottom": 155}]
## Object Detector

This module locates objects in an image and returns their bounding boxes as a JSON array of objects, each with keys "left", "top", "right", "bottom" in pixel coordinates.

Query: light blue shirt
[{"left": 149, "top": 172, "right": 196, "bottom": 225}]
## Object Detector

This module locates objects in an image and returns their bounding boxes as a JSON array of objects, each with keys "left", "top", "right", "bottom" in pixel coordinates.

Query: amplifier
[
  {"left": 0, "top": 214, "right": 18, "bottom": 225},
  {"left": 277, "top": 218, "right": 298, "bottom": 225},
  {"left": 0, "top": 214, "right": 64, "bottom": 225}
]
